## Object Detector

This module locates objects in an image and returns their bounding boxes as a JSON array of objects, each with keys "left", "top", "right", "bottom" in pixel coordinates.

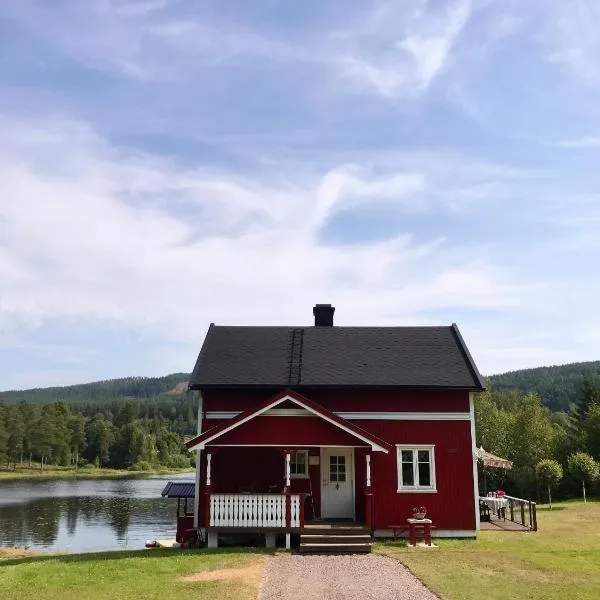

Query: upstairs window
[{"left": 396, "top": 446, "right": 436, "bottom": 492}]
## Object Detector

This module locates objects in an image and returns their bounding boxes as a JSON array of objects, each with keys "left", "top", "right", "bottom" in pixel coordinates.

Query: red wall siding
[
  {"left": 203, "top": 388, "right": 470, "bottom": 413},
  {"left": 359, "top": 419, "right": 476, "bottom": 531},
  {"left": 197, "top": 388, "right": 476, "bottom": 531},
  {"left": 206, "top": 416, "right": 369, "bottom": 447}
]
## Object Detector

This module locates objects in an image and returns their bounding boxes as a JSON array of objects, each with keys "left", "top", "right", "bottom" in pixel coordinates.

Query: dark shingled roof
[
  {"left": 189, "top": 323, "right": 484, "bottom": 390},
  {"left": 161, "top": 481, "right": 195, "bottom": 498}
]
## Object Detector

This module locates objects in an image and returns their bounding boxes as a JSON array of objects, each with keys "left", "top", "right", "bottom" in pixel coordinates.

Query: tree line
[
  {"left": 489, "top": 360, "right": 600, "bottom": 412},
  {"left": 475, "top": 376, "right": 600, "bottom": 504},
  {"left": 0, "top": 396, "right": 197, "bottom": 471}
]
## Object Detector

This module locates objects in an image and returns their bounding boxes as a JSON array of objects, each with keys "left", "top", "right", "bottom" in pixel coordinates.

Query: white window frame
[
  {"left": 396, "top": 445, "right": 437, "bottom": 493},
  {"left": 289, "top": 450, "right": 309, "bottom": 479}
]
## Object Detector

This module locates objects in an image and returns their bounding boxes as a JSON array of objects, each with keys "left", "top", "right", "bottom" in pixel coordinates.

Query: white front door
[{"left": 321, "top": 448, "right": 354, "bottom": 519}]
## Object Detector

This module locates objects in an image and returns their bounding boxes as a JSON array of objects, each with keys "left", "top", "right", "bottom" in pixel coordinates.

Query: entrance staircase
[{"left": 299, "top": 523, "right": 372, "bottom": 554}]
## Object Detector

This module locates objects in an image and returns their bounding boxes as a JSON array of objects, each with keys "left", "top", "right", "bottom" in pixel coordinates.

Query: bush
[
  {"left": 167, "top": 455, "right": 193, "bottom": 469},
  {"left": 131, "top": 461, "right": 152, "bottom": 471}
]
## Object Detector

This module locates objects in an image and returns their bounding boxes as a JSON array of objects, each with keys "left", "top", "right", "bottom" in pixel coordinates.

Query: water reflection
[{"left": 0, "top": 475, "right": 188, "bottom": 552}]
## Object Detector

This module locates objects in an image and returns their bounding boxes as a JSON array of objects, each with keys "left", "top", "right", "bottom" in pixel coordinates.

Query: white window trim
[
  {"left": 396, "top": 444, "right": 437, "bottom": 493},
  {"left": 289, "top": 450, "right": 309, "bottom": 479}
]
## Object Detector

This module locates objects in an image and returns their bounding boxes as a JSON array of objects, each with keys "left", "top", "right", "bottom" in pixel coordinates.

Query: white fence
[{"left": 209, "top": 493, "right": 302, "bottom": 528}]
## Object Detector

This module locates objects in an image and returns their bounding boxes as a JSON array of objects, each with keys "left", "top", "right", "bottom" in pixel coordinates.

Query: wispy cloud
[
  {"left": 334, "top": 0, "right": 474, "bottom": 97},
  {"left": 0, "top": 114, "right": 533, "bottom": 344},
  {"left": 544, "top": 0, "right": 600, "bottom": 85},
  {"left": 2, "top": 0, "right": 600, "bottom": 386},
  {"left": 552, "top": 136, "right": 600, "bottom": 148}
]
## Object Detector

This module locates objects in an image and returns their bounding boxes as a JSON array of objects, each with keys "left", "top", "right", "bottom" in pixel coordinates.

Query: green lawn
[
  {"left": 0, "top": 549, "right": 268, "bottom": 600},
  {"left": 0, "top": 465, "right": 194, "bottom": 481},
  {"left": 376, "top": 499, "right": 600, "bottom": 600}
]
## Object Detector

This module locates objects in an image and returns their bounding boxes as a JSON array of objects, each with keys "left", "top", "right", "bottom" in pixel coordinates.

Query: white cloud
[{"left": 0, "top": 114, "right": 532, "bottom": 355}]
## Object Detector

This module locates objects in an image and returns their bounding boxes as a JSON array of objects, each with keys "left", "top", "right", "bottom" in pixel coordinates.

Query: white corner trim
[
  {"left": 469, "top": 392, "right": 480, "bottom": 531},
  {"left": 205, "top": 410, "right": 471, "bottom": 421},
  {"left": 193, "top": 390, "right": 203, "bottom": 529},
  {"left": 190, "top": 395, "right": 389, "bottom": 453}
]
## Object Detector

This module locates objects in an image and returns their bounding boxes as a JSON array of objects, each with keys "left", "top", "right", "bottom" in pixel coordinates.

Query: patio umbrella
[
  {"left": 477, "top": 446, "right": 513, "bottom": 469},
  {"left": 477, "top": 447, "right": 512, "bottom": 496}
]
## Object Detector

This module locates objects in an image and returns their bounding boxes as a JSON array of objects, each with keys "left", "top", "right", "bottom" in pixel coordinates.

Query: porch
[{"left": 198, "top": 445, "right": 375, "bottom": 549}]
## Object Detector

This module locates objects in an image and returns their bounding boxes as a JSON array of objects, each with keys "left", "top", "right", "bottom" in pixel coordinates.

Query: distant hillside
[
  {"left": 489, "top": 361, "right": 600, "bottom": 412},
  {"left": 3, "top": 359, "right": 600, "bottom": 414},
  {"left": 0, "top": 373, "right": 191, "bottom": 405}
]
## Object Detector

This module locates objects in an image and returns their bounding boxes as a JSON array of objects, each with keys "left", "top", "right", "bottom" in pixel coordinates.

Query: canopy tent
[{"left": 477, "top": 447, "right": 513, "bottom": 470}]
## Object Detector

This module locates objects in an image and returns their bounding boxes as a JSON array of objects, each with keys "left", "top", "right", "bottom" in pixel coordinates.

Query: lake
[{"left": 0, "top": 473, "right": 193, "bottom": 553}]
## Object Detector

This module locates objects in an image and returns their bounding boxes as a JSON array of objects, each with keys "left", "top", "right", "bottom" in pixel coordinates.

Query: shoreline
[{"left": 0, "top": 466, "right": 194, "bottom": 482}]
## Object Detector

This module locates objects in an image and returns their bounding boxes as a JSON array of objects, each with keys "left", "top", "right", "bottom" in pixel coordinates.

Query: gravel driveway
[{"left": 259, "top": 554, "right": 439, "bottom": 600}]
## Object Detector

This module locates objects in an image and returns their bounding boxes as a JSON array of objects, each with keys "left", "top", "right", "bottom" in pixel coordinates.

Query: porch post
[
  {"left": 204, "top": 452, "right": 212, "bottom": 529},
  {"left": 365, "top": 453, "right": 373, "bottom": 530},
  {"left": 285, "top": 451, "right": 292, "bottom": 527}
]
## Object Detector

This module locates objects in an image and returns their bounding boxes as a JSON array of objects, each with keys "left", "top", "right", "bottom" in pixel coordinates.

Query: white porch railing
[{"left": 209, "top": 493, "right": 302, "bottom": 528}]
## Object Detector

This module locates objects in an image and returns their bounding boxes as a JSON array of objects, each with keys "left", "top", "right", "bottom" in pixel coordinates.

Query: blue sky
[{"left": 1, "top": 0, "right": 600, "bottom": 390}]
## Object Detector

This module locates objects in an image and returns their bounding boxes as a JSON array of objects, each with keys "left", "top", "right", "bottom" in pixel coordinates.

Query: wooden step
[
  {"left": 301, "top": 527, "right": 370, "bottom": 536},
  {"left": 299, "top": 526, "right": 372, "bottom": 554},
  {"left": 299, "top": 542, "right": 372, "bottom": 554},
  {"left": 301, "top": 534, "right": 372, "bottom": 544}
]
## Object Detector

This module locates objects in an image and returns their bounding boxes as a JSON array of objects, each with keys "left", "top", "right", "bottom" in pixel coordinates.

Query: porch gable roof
[{"left": 185, "top": 389, "right": 391, "bottom": 453}]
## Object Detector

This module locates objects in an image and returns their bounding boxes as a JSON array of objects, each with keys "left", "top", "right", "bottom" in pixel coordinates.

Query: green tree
[
  {"left": 567, "top": 451, "right": 600, "bottom": 503},
  {"left": 583, "top": 402, "right": 600, "bottom": 460},
  {"left": 86, "top": 414, "right": 115, "bottom": 467},
  {"left": 510, "top": 394, "right": 556, "bottom": 496},
  {"left": 0, "top": 403, "right": 8, "bottom": 466},
  {"left": 5, "top": 405, "right": 25, "bottom": 468},
  {"left": 474, "top": 388, "right": 514, "bottom": 457},
  {"left": 535, "top": 459, "right": 563, "bottom": 509},
  {"left": 68, "top": 414, "right": 87, "bottom": 470}
]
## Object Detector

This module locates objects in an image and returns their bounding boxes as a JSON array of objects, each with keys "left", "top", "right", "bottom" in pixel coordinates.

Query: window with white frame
[
  {"left": 396, "top": 446, "right": 436, "bottom": 492},
  {"left": 289, "top": 450, "right": 308, "bottom": 478}
]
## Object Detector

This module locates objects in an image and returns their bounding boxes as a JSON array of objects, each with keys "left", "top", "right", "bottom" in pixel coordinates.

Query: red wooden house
[{"left": 184, "top": 304, "right": 484, "bottom": 551}]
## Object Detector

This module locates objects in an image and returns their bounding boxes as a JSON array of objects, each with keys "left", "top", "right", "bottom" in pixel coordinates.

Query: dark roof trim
[
  {"left": 161, "top": 481, "right": 196, "bottom": 498},
  {"left": 450, "top": 323, "right": 486, "bottom": 392},
  {"left": 189, "top": 383, "right": 484, "bottom": 391},
  {"left": 188, "top": 323, "right": 216, "bottom": 391}
]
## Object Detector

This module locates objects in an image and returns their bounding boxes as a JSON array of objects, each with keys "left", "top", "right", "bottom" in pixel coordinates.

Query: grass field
[
  {"left": 1, "top": 501, "right": 597, "bottom": 600},
  {"left": 0, "top": 549, "right": 268, "bottom": 600},
  {"left": 0, "top": 465, "right": 194, "bottom": 481},
  {"left": 377, "top": 499, "right": 600, "bottom": 600}
]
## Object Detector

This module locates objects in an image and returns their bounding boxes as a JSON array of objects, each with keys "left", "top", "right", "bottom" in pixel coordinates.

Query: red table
[{"left": 407, "top": 518, "right": 434, "bottom": 546}]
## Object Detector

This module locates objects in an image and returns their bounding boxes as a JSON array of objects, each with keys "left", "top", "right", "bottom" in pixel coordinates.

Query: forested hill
[
  {"left": 3, "top": 359, "right": 600, "bottom": 412},
  {"left": 0, "top": 374, "right": 197, "bottom": 471},
  {"left": 1, "top": 373, "right": 191, "bottom": 404},
  {"left": 489, "top": 361, "right": 600, "bottom": 412}
]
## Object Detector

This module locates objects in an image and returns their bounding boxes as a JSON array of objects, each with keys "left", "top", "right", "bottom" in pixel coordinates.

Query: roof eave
[{"left": 189, "top": 383, "right": 485, "bottom": 391}]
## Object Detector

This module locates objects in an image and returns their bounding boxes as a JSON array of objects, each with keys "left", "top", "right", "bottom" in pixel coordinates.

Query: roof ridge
[{"left": 288, "top": 328, "right": 304, "bottom": 385}]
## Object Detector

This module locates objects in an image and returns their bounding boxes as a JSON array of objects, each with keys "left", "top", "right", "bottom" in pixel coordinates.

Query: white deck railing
[{"left": 209, "top": 493, "right": 302, "bottom": 528}]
